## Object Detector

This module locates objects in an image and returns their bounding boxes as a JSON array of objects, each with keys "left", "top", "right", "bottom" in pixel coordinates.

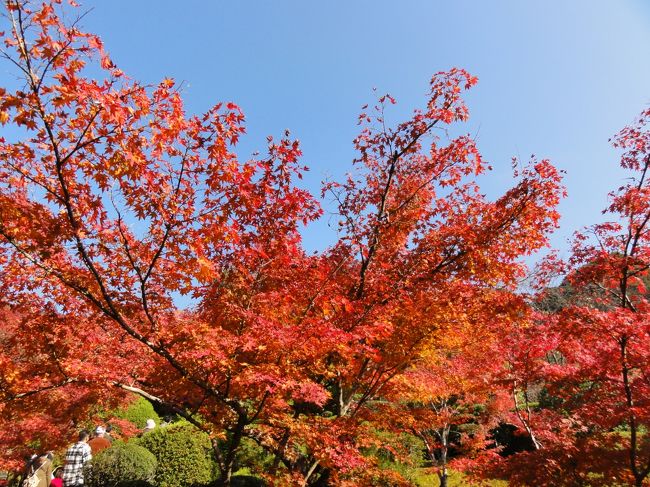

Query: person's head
[
  {"left": 95, "top": 426, "right": 105, "bottom": 437},
  {"left": 105, "top": 424, "right": 113, "bottom": 434},
  {"left": 53, "top": 466, "right": 63, "bottom": 478},
  {"left": 32, "top": 454, "right": 46, "bottom": 468},
  {"left": 78, "top": 429, "right": 90, "bottom": 442}
]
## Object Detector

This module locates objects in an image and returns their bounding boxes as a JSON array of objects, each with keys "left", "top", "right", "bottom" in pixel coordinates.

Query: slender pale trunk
[
  {"left": 438, "top": 469, "right": 448, "bottom": 487},
  {"left": 512, "top": 382, "right": 542, "bottom": 450},
  {"left": 438, "top": 426, "right": 449, "bottom": 487}
]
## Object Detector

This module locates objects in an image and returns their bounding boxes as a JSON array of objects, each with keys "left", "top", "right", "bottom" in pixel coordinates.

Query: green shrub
[
  {"left": 232, "top": 437, "right": 274, "bottom": 475},
  {"left": 84, "top": 442, "right": 157, "bottom": 487},
  {"left": 230, "top": 475, "right": 267, "bottom": 487},
  {"left": 114, "top": 396, "right": 161, "bottom": 430},
  {"left": 136, "top": 422, "right": 217, "bottom": 487}
]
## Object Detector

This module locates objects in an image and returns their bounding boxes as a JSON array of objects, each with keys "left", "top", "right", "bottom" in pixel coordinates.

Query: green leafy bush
[
  {"left": 114, "top": 396, "right": 161, "bottom": 430},
  {"left": 136, "top": 422, "right": 217, "bottom": 487},
  {"left": 232, "top": 437, "right": 274, "bottom": 475},
  {"left": 84, "top": 442, "right": 157, "bottom": 487},
  {"left": 230, "top": 476, "right": 267, "bottom": 486}
]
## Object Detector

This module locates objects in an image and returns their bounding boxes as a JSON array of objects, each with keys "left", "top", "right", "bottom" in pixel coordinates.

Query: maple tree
[
  {"left": 545, "top": 108, "right": 650, "bottom": 487},
  {"left": 382, "top": 291, "right": 515, "bottom": 487},
  {"left": 0, "top": 1, "right": 566, "bottom": 485},
  {"left": 483, "top": 108, "right": 650, "bottom": 487}
]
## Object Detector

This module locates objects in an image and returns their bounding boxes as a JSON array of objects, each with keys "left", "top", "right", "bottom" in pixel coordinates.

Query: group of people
[{"left": 23, "top": 420, "right": 156, "bottom": 487}]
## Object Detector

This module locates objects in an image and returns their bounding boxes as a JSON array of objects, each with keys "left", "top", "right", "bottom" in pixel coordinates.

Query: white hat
[
  {"left": 145, "top": 419, "right": 156, "bottom": 429},
  {"left": 95, "top": 426, "right": 105, "bottom": 435}
]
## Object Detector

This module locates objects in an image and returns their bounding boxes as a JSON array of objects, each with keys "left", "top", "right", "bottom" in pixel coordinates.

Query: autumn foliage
[
  {"left": 6, "top": 0, "right": 647, "bottom": 486},
  {"left": 485, "top": 107, "right": 650, "bottom": 487}
]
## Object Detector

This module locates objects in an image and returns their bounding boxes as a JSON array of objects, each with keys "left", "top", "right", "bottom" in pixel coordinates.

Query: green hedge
[
  {"left": 114, "top": 396, "right": 161, "bottom": 430},
  {"left": 85, "top": 442, "right": 157, "bottom": 487},
  {"left": 136, "top": 422, "right": 217, "bottom": 487}
]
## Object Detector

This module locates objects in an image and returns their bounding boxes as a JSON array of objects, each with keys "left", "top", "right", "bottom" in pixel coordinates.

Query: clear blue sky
[{"left": 80, "top": 0, "right": 650, "bottom": 258}]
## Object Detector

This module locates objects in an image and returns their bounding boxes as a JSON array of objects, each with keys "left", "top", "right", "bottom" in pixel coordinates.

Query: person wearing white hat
[
  {"left": 143, "top": 418, "right": 156, "bottom": 434},
  {"left": 87, "top": 426, "right": 111, "bottom": 454}
]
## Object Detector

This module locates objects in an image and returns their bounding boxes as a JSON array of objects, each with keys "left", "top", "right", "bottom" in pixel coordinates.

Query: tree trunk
[
  {"left": 438, "top": 470, "right": 448, "bottom": 487},
  {"left": 211, "top": 438, "right": 226, "bottom": 484},
  {"left": 214, "top": 414, "right": 248, "bottom": 486},
  {"left": 308, "top": 467, "right": 331, "bottom": 486},
  {"left": 438, "top": 436, "right": 449, "bottom": 487},
  {"left": 211, "top": 437, "right": 234, "bottom": 486}
]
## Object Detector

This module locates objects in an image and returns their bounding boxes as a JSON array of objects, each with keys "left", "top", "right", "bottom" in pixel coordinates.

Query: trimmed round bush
[
  {"left": 114, "top": 396, "right": 161, "bottom": 430},
  {"left": 136, "top": 422, "right": 217, "bottom": 487},
  {"left": 85, "top": 442, "right": 157, "bottom": 487}
]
